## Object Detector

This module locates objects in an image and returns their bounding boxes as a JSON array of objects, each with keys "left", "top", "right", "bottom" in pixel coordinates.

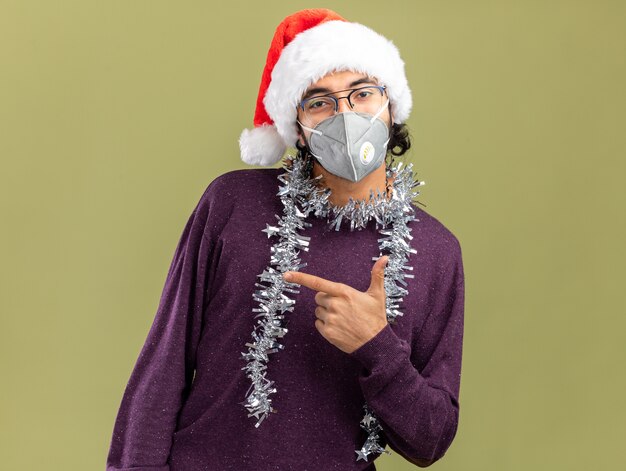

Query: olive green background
[{"left": 1, "top": 1, "right": 624, "bottom": 470}]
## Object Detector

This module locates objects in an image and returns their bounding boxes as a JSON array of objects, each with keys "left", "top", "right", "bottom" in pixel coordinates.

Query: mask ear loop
[
  {"left": 296, "top": 120, "right": 324, "bottom": 161},
  {"left": 370, "top": 98, "right": 390, "bottom": 124},
  {"left": 297, "top": 120, "right": 322, "bottom": 136},
  {"left": 371, "top": 98, "right": 391, "bottom": 150},
  {"left": 370, "top": 97, "right": 392, "bottom": 158}
]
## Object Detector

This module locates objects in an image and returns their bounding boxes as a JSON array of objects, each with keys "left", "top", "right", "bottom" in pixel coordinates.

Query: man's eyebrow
[{"left": 301, "top": 76, "right": 377, "bottom": 100}]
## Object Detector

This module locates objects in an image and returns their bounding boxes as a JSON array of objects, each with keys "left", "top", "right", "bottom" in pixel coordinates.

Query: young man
[{"left": 107, "top": 9, "right": 465, "bottom": 470}]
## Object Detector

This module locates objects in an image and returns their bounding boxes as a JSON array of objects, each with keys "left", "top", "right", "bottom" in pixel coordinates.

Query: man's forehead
[
  {"left": 302, "top": 73, "right": 379, "bottom": 98},
  {"left": 306, "top": 72, "right": 376, "bottom": 89}
]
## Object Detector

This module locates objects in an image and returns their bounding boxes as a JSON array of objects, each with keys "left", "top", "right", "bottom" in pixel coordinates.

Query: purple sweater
[{"left": 106, "top": 168, "right": 465, "bottom": 470}]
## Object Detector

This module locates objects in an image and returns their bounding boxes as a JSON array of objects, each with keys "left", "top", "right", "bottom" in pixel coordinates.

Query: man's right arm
[{"left": 105, "top": 182, "right": 219, "bottom": 471}]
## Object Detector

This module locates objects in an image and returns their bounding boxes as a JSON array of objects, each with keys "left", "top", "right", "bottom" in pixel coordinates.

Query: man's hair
[
  {"left": 388, "top": 122, "right": 411, "bottom": 157},
  {"left": 296, "top": 122, "right": 412, "bottom": 158}
]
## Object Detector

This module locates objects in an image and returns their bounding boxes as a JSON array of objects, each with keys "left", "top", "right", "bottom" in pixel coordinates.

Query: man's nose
[{"left": 336, "top": 96, "right": 353, "bottom": 113}]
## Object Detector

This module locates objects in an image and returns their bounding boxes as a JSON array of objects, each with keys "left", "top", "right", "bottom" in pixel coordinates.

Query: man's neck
[{"left": 311, "top": 160, "right": 394, "bottom": 207}]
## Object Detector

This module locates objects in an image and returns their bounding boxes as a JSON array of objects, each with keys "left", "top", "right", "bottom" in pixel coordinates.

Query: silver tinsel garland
[{"left": 240, "top": 152, "right": 424, "bottom": 462}]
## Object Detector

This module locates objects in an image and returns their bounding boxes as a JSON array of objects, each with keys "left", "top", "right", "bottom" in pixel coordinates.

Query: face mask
[{"left": 297, "top": 99, "right": 391, "bottom": 183}]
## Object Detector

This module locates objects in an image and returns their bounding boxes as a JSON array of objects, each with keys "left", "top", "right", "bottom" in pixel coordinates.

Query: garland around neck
[{"left": 241, "top": 153, "right": 425, "bottom": 462}]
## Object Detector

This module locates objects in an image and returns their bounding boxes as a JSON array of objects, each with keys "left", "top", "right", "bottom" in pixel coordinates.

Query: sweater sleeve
[
  {"left": 349, "top": 242, "right": 465, "bottom": 467},
  {"left": 106, "top": 184, "right": 217, "bottom": 471}
]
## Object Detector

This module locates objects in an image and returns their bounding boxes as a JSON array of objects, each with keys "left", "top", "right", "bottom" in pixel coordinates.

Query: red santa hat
[{"left": 239, "top": 8, "right": 413, "bottom": 166}]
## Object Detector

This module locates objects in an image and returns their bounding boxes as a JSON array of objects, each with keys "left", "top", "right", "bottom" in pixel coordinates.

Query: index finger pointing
[{"left": 283, "top": 271, "right": 344, "bottom": 296}]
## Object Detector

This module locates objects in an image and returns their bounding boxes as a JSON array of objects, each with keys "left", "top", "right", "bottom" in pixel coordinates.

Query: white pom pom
[{"left": 239, "top": 124, "right": 287, "bottom": 166}]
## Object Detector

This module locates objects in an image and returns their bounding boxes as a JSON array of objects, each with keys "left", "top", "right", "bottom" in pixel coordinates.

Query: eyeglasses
[{"left": 298, "top": 85, "right": 387, "bottom": 124}]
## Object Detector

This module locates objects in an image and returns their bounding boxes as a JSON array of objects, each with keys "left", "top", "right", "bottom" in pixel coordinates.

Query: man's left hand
[{"left": 282, "top": 256, "right": 389, "bottom": 354}]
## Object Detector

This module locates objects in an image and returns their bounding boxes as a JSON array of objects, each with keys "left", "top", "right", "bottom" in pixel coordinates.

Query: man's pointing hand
[{"left": 282, "top": 255, "right": 389, "bottom": 354}]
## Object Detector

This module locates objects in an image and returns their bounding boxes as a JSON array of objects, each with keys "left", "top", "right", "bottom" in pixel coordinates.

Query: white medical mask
[{"left": 298, "top": 99, "right": 390, "bottom": 183}]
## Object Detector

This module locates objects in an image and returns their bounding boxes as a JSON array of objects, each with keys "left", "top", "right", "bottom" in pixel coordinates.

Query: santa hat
[{"left": 239, "top": 8, "right": 412, "bottom": 166}]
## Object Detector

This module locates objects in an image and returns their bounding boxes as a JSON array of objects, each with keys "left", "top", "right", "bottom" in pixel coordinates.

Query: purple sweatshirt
[{"left": 106, "top": 168, "right": 465, "bottom": 470}]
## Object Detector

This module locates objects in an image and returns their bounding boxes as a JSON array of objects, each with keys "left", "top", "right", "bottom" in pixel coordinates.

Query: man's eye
[
  {"left": 308, "top": 100, "right": 329, "bottom": 110},
  {"left": 356, "top": 90, "right": 373, "bottom": 99}
]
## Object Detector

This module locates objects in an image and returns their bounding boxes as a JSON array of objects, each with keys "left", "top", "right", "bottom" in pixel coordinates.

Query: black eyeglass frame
[{"left": 298, "top": 85, "right": 387, "bottom": 113}]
